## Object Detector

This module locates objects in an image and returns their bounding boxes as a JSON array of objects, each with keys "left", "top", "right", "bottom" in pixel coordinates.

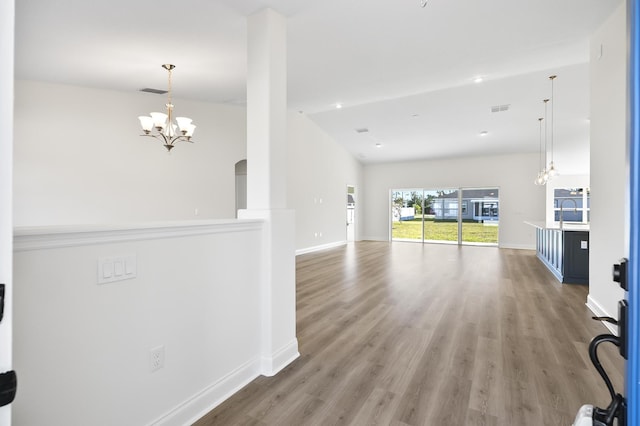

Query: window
[
  {"left": 390, "top": 187, "right": 499, "bottom": 245},
  {"left": 553, "top": 188, "right": 589, "bottom": 223}
]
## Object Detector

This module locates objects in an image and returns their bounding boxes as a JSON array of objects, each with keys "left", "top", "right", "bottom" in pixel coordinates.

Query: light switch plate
[
  {"left": 581, "top": 241, "right": 588, "bottom": 250},
  {"left": 98, "top": 254, "right": 137, "bottom": 284}
]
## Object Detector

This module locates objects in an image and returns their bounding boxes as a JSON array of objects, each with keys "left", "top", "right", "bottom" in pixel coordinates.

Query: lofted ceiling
[{"left": 14, "top": 0, "right": 622, "bottom": 171}]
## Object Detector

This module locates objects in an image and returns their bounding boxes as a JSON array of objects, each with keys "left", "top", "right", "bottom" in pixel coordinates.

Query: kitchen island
[{"left": 525, "top": 221, "right": 590, "bottom": 284}]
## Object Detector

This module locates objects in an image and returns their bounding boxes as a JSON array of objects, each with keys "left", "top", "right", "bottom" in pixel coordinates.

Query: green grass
[{"left": 391, "top": 219, "right": 498, "bottom": 244}]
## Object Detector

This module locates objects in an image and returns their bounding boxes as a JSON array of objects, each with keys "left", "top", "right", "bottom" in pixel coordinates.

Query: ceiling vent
[
  {"left": 140, "top": 88, "right": 168, "bottom": 95},
  {"left": 355, "top": 128, "right": 369, "bottom": 133},
  {"left": 491, "top": 104, "right": 510, "bottom": 113}
]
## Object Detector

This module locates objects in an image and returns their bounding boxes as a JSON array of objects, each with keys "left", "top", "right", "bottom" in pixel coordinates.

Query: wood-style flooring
[{"left": 194, "top": 241, "right": 624, "bottom": 426}]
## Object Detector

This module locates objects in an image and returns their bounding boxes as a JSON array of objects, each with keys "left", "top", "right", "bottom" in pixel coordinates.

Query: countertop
[{"left": 524, "top": 221, "right": 590, "bottom": 231}]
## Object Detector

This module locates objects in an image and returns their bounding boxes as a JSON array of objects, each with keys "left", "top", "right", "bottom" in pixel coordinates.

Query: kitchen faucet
[{"left": 559, "top": 198, "right": 578, "bottom": 229}]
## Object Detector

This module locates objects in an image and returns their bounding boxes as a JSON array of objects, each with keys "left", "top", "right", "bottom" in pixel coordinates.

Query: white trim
[
  {"left": 586, "top": 294, "right": 618, "bottom": 335},
  {"left": 14, "top": 219, "right": 264, "bottom": 252},
  {"left": 360, "top": 235, "right": 386, "bottom": 241},
  {"left": 260, "top": 338, "right": 300, "bottom": 377},
  {"left": 296, "top": 240, "right": 347, "bottom": 256},
  {"left": 149, "top": 356, "right": 261, "bottom": 426}
]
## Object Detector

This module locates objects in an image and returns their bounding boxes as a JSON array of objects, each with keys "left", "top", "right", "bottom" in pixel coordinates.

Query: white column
[
  {"left": 0, "top": 0, "right": 14, "bottom": 424},
  {"left": 239, "top": 8, "right": 299, "bottom": 376},
  {"left": 246, "top": 8, "right": 287, "bottom": 210}
]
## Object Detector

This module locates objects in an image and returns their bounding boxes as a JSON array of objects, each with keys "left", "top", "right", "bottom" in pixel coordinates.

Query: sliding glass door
[
  {"left": 391, "top": 187, "right": 499, "bottom": 246},
  {"left": 460, "top": 188, "right": 499, "bottom": 245},
  {"left": 391, "top": 189, "right": 423, "bottom": 242},
  {"left": 423, "top": 189, "right": 459, "bottom": 243}
]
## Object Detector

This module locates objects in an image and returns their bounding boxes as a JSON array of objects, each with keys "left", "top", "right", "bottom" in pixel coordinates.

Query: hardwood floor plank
[
  {"left": 465, "top": 408, "right": 499, "bottom": 426},
  {"left": 424, "top": 374, "right": 472, "bottom": 425},
  {"left": 349, "top": 387, "right": 400, "bottom": 426},
  {"left": 468, "top": 337, "right": 504, "bottom": 418},
  {"left": 194, "top": 242, "right": 624, "bottom": 426}
]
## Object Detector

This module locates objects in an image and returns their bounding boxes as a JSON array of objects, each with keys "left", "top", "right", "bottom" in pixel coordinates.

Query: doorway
[
  {"left": 347, "top": 185, "right": 356, "bottom": 242},
  {"left": 235, "top": 160, "right": 247, "bottom": 217}
]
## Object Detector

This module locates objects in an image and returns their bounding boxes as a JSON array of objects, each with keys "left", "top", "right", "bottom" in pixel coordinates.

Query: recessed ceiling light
[
  {"left": 375, "top": 143, "right": 382, "bottom": 148},
  {"left": 411, "top": 113, "right": 420, "bottom": 118},
  {"left": 336, "top": 103, "right": 343, "bottom": 109},
  {"left": 479, "top": 131, "right": 489, "bottom": 136},
  {"left": 473, "top": 76, "right": 484, "bottom": 83}
]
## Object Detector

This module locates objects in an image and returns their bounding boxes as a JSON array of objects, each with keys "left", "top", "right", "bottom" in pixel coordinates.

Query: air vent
[
  {"left": 355, "top": 128, "right": 369, "bottom": 133},
  {"left": 491, "top": 104, "right": 510, "bottom": 113},
  {"left": 140, "top": 88, "right": 168, "bottom": 95}
]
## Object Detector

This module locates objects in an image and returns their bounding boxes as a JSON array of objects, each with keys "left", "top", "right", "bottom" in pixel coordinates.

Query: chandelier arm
[
  {"left": 141, "top": 133, "right": 173, "bottom": 145},
  {"left": 169, "top": 135, "right": 194, "bottom": 144}
]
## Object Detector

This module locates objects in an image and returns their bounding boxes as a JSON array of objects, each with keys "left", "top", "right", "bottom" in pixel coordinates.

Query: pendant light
[
  {"left": 541, "top": 98, "right": 550, "bottom": 184},
  {"left": 547, "top": 75, "right": 559, "bottom": 178},
  {"left": 534, "top": 117, "right": 546, "bottom": 185}
]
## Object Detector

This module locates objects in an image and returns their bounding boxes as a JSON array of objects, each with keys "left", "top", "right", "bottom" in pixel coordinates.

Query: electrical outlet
[{"left": 150, "top": 345, "right": 165, "bottom": 372}]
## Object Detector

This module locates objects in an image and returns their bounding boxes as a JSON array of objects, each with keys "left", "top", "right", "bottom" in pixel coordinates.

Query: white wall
[
  {"left": 288, "top": 112, "right": 364, "bottom": 253},
  {"left": 0, "top": 0, "right": 15, "bottom": 424},
  {"left": 14, "top": 81, "right": 363, "bottom": 254},
  {"left": 362, "top": 153, "right": 545, "bottom": 249},
  {"left": 588, "top": 3, "right": 627, "bottom": 319},
  {"left": 14, "top": 80, "right": 247, "bottom": 226},
  {"left": 13, "top": 221, "right": 264, "bottom": 426}
]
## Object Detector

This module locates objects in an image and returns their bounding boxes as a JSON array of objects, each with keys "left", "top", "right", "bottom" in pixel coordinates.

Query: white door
[
  {"left": 0, "top": 1, "right": 15, "bottom": 423},
  {"left": 347, "top": 185, "right": 355, "bottom": 242}
]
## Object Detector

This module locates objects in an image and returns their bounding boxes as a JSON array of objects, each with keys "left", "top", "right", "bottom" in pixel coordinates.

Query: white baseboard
[
  {"left": 360, "top": 236, "right": 387, "bottom": 242},
  {"left": 498, "top": 243, "right": 536, "bottom": 250},
  {"left": 586, "top": 294, "right": 618, "bottom": 335},
  {"left": 150, "top": 357, "right": 261, "bottom": 426},
  {"left": 261, "top": 338, "right": 300, "bottom": 377},
  {"left": 296, "top": 241, "right": 347, "bottom": 256}
]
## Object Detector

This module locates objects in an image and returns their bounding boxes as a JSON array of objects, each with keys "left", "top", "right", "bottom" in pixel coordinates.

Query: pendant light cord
[
  {"left": 538, "top": 117, "right": 544, "bottom": 171},
  {"left": 550, "top": 75, "right": 556, "bottom": 164},
  {"left": 544, "top": 99, "right": 549, "bottom": 171}
]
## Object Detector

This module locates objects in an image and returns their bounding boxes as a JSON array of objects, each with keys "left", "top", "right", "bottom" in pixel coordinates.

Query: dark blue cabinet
[{"left": 535, "top": 227, "right": 589, "bottom": 284}]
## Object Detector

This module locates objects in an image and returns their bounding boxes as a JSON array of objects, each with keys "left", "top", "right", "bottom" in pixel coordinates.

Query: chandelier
[{"left": 138, "top": 64, "right": 196, "bottom": 152}]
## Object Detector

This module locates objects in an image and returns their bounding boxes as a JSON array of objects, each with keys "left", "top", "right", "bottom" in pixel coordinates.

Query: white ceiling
[{"left": 14, "top": 0, "right": 621, "bottom": 171}]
